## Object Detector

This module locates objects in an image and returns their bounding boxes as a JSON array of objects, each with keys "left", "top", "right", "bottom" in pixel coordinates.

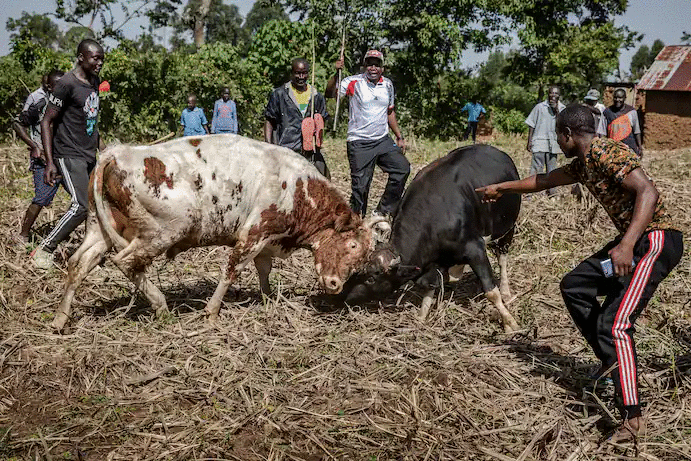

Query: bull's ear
[{"left": 334, "top": 203, "right": 359, "bottom": 231}]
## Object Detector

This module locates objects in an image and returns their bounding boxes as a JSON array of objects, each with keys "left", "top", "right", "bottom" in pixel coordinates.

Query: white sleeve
[
  {"left": 629, "top": 111, "right": 641, "bottom": 135},
  {"left": 339, "top": 75, "right": 354, "bottom": 97},
  {"left": 596, "top": 115, "right": 606, "bottom": 136}
]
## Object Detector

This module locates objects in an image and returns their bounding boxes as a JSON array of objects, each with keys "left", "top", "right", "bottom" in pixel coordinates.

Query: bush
[{"left": 489, "top": 106, "right": 528, "bottom": 134}]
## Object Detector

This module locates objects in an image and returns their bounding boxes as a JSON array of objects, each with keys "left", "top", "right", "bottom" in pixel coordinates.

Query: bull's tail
[{"left": 93, "top": 157, "right": 130, "bottom": 251}]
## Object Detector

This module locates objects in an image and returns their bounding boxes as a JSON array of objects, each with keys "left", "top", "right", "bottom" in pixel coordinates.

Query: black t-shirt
[{"left": 48, "top": 71, "right": 100, "bottom": 160}]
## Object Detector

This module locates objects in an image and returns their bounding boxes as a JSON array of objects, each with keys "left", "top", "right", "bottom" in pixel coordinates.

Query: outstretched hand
[{"left": 475, "top": 184, "right": 502, "bottom": 202}]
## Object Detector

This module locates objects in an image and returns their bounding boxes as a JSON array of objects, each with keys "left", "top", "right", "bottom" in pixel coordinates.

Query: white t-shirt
[{"left": 339, "top": 74, "right": 395, "bottom": 142}]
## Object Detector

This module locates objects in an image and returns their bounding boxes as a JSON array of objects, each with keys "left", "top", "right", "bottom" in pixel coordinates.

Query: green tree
[
  {"left": 243, "top": 0, "right": 289, "bottom": 37},
  {"left": 206, "top": 2, "right": 248, "bottom": 46},
  {"left": 630, "top": 39, "right": 664, "bottom": 79},
  {"left": 6, "top": 12, "right": 62, "bottom": 50},
  {"left": 649, "top": 39, "right": 665, "bottom": 60},
  {"left": 55, "top": 0, "right": 182, "bottom": 39},
  {"left": 495, "top": 0, "right": 639, "bottom": 98},
  {"left": 630, "top": 44, "right": 650, "bottom": 77}
]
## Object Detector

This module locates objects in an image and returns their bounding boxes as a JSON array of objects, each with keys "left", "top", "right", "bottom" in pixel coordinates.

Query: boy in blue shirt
[
  {"left": 180, "top": 94, "right": 210, "bottom": 136},
  {"left": 211, "top": 87, "right": 238, "bottom": 134},
  {"left": 461, "top": 100, "right": 486, "bottom": 143}
]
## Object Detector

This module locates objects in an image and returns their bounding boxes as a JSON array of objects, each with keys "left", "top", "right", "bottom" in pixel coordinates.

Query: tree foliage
[
  {"left": 630, "top": 39, "right": 664, "bottom": 79},
  {"left": 6, "top": 12, "right": 62, "bottom": 50},
  {"left": 1, "top": 0, "right": 643, "bottom": 140},
  {"left": 496, "top": 0, "right": 639, "bottom": 97},
  {"left": 244, "top": 0, "right": 289, "bottom": 37}
]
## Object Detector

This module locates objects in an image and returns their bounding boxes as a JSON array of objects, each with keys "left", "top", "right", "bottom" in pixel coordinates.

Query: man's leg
[
  {"left": 347, "top": 140, "right": 378, "bottom": 217},
  {"left": 21, "top": 163, "right": 61, "bottom": 241},
  {"left": 470, "top": 121, "right": 478, "bottom": 143},
  {"left": 462, "top": 123, "right": 471, "bottom": 141},
  {"left": 596, "top": 230, "right": 683, "bottom": 425},
  {"left": 306, "top": 149, "right": 331, "bottom": 180},
  {"left": 560, "top": 240, "right": 619, "bottom": 364},
  {"left": 528, "top": 151, "right": 546, "bottom": 177},
  {"left": 374, "top": 136, "right": 410, "bottom": 216},
  {"left": 39, "top": 157, "right": 94, "bottom": 253},
  {"left": 546, "top": 153, "right": 559, "bottom": 196}
]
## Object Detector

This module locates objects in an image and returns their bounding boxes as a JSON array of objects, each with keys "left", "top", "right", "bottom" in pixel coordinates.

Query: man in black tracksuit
[{"left": 477, "top": 104, "right": 683, "bottom": 445}]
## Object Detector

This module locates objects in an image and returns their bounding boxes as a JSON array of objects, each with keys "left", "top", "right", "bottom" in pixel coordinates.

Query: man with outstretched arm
[
  {"left": 31, "top": 39, "right": 105, "bottom": 269},
  {"left": 476, "top": 104, "right": 683, "bottom": 444},
  {"left": 325, "top": 50, "right": 409, "bottom": 219}
]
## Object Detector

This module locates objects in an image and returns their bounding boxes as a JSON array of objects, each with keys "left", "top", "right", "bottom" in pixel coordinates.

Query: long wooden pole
[{"left": 332, "top": 20, "right": 347, "bottom": 132}]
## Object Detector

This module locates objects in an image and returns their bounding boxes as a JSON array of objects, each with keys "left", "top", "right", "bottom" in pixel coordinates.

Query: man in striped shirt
[
  {"left": 326, "top": 50, "right": 409, "bottom": 218},
  {"left": 476, "top": 104, "right": 682, "bottom": 445}
]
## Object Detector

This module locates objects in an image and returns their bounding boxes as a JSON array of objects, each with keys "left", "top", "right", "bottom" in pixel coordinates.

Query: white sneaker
[{"left": 31, "top": 247, "right": 54, "bottom": 270}]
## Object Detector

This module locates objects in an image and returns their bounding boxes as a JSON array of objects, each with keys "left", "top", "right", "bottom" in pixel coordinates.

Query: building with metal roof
[{"left": 636, "top": 45, "right": 691, "bottom": 149}]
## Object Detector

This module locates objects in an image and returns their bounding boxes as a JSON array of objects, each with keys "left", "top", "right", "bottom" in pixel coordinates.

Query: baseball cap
[
  {"left": 584, "top": 89, "right": 600, "bottom": 101},
  {"left": 363, "top": 50, "right": 384, "bottom": 64}
]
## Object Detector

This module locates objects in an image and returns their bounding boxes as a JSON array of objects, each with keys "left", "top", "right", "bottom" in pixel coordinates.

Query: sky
[{"left": 0, "top": 0, "right": 689, "bottom": 76}]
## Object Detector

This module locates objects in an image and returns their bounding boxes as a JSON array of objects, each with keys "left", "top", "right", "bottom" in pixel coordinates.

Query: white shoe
[{"left": 31, "top": 247, "right": 54, "bottom": 270}]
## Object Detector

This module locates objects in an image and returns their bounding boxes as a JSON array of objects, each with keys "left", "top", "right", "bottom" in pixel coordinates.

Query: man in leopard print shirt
[{"left": 476, "top": 104, "right": 683, "bottom": 445}]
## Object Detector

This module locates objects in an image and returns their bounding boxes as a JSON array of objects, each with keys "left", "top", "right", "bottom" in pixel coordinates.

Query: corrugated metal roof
[{"left": 638, "top": 45, "right": 691, "bottom": 92}]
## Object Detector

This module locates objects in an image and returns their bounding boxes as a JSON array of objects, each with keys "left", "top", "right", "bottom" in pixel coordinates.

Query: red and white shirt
[{"left": 339, "top": 74, "right": 395, "bottom": 142}]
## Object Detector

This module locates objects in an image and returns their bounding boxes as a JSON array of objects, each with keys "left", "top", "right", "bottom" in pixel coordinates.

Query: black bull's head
[{"left": 334, "top": 245, "right": 423, "bottom": 305}]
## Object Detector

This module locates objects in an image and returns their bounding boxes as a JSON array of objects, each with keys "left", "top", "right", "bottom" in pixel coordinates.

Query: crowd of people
[{"left": 10, "top": 39, "right": 682, "bottom": 447}]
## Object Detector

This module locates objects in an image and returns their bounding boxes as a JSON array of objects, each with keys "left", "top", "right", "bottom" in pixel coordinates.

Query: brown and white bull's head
[{"left": 308, "top": 211, "right": 388, "bottom": 294}]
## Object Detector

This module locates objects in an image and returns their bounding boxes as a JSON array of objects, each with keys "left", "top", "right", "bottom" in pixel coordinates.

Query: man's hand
[
  {"left": 609, "top": 242, "right": 635, "bottom": 277},
  {"left": 335, "top": 58, "right": 344, "bottom": 70},
  {"left": 526, "top": 141, "right": 532, "bottom": 153},
  {"left": 396, "top": 136, "right": 406, "bottom": 154},
  {"left": 29, "top": 145, "right": 42, "bottom": 160},
  {"left": 44, "top": 161, "right": 58, "bottom": 186},
  {"left": 475, "top": 184, "right": 502, "bottom": 202}
]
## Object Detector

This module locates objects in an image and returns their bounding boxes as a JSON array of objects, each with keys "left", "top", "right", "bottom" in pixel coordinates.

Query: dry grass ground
[{"left": 0, "top": 135, "right": 689, "bottom": 461}]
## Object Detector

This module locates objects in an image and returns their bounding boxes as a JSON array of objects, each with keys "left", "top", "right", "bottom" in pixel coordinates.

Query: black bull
[{"left": 338, "top": 144, "right": 522, "bottom": 332}]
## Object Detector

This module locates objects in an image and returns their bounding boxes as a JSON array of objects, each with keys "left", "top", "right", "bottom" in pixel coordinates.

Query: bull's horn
[{"left": 364, "top": 216, "right": 389, "bottom": 228}]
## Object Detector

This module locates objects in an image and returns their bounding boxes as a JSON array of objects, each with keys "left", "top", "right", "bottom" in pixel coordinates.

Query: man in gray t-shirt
[{"left": 525, "top": 85, "right": 566, "bottom": 196}]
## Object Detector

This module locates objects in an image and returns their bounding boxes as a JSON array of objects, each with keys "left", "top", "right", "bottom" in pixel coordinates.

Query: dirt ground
[{"left": 1, "top": 135, "right": 690, "bottom": 461}]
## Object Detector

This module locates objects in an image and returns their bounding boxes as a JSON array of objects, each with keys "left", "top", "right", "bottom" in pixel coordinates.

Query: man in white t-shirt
[{"left": 326, "top": 50, "right": 409, "bottom": 218}]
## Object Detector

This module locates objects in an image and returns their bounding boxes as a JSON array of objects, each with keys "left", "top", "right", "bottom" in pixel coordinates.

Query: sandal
[
  {"left": 313, "top": 113, "right": 324, "bottom": 148},
  {"left": 301, "top": 117, "right": 316, "bottom": 152}
]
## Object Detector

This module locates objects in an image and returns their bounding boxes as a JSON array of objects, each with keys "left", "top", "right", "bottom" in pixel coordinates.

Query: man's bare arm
[
  {"left": 40, "top": 106, "right": 60, "bottom": 185},
  {"left": 476, "top": 167, "right": 577, "bottom": 201},
  {"left": 608, "top": 168, "right": 658, "bottom": 275}
]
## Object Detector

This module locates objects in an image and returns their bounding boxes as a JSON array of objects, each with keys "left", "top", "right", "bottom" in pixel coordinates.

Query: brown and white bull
[{"left": 52, "top": 134, "right": 380, "bottom": 331}]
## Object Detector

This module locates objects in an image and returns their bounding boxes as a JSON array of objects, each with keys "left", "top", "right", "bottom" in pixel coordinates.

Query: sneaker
[{"left": 31, "top": 247, "right": 55, "bottom": 270}]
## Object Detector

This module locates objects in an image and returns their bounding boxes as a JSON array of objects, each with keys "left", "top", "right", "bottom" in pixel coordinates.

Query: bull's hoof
[
  {"left": 503, "top": 319, "right": 520, "bottom": 334},
  {"left": 155, "top": 305, "right": 170, "bottom": 319},
  {"left": 51, "top": 313, "right": 69, "bottom": 333}
]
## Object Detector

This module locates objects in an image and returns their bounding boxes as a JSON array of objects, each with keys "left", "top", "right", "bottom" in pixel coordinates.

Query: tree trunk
[{"left": 193, "top": 0, "right": 213, "bottom": 48}]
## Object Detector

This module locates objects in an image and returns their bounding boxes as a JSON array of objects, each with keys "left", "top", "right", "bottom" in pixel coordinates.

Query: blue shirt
[
  {"left": 461, "top": 102, "right": 486, "bottom": 122},
  {"left": 211, "top": 99, "right": 238, "bottom": 134},
  {"left": 180, "top": 107, "right": 208, "bottom": 136}
]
